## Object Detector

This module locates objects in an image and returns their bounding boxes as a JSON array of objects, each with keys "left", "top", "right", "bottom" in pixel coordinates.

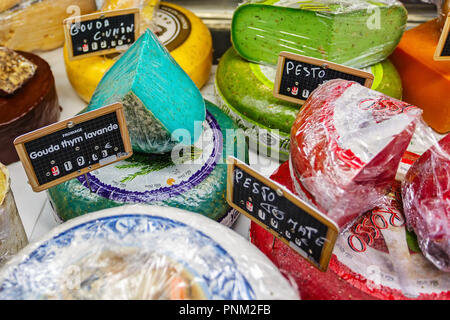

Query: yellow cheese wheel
[{"left": 64, "top": 2, "right": 213, "bottom": 103}]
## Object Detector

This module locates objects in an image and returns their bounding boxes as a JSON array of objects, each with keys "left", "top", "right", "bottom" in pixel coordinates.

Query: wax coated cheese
[
  {"left": 250, "top": 162, "right": 450, "bottom": 300},
  {"left": 0, "top": 47, "right": 36, "bottom": 96},
  {"left": 390, "top": 19, "right": 450, "bottom": 134},
  {"left": 64, "top": 2, "right": 213, "bottom": 103},
  {"left": 231, "top": 0, "right": 407, "bottom": 68},
  {"left": 215, "top": 47, "right": 403, "bottom": 161},
  {"left": 86, "top": 29, "right": 205, "bottom": 154},
  {"left": 0, "top": 0, "right": 97, "bottom": 52},
  {"left": 48, "top": 101, "right": 247, "bottom": 224}
]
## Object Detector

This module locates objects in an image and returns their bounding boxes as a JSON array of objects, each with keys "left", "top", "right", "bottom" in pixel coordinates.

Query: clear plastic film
[
  {"left": 0, "top": 163, "right": 28, "bottom": 267},
  {"left": 0, "top": 0, "right": 97, "bottom": 52},
  {"left": 401, "top": 129, "right": 450, "bottom": 273},
  {"left": 251, "top": 162, "right": 450, "bottom": 299},
  {"left": 289, "top": 79, "right": 422, "bottom": 230},
  {"left": 100, "top": 0, "right": 160, "bottom": 34},
  {"left": 231, "top": 0, "right": 407, "bottom": 69},
  {"left": 0, "top": 205, "right": 299, "bottom": 300}
]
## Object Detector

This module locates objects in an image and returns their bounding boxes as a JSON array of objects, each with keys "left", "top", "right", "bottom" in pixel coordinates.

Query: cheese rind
[
  {"left": 86, "top": 29, "right": 205, "bottom": 154},
  {"left": 231, "top": 0, "right": 407, "bottom": 68},
  {"left": 0, "top": 163, "right": 28, "bottom": 266},
  {"left": 390, "top": 19, "right": 450, "bottom": 134},
  {"left": 48, "top": 101, "right": 247, "bottom": 223},
  {"left": 0, "top": 0, "right": 97, "bottom": 52},
  {"left": 64, "top": 2, "right": 212, "bottom": 103}
]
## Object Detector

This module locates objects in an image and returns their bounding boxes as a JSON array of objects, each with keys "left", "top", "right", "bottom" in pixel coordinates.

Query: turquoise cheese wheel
[
  {"left": 215, "top": 47, "right": 403, "bottom": 161},
  {"left": 48, "top": 101, "right": 247, "bottom": 224},
  {"left": 231, "top": 0, "right": 407, "bottom": 68}
]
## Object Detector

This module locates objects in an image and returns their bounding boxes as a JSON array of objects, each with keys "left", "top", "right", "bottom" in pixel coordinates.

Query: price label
[
  {"left": 273, "top": 52, "right": 374, "bottom": 105},
  {"left": 63, "top": 8, "right": 140, "bottom": 61},
  {"left": 14, "top": 103, "right": 132, "bottom": 192},
  {"left": 434, "top": 15, "right": 450, "bottom": 61},
  {"left": 226, "top": 157, "right": 339, "bottom": 272}
]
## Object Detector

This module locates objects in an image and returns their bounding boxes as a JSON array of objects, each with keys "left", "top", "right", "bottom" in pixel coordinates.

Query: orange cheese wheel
[{"left": 390, "top": 19, "right": 450, "bottom": 134}]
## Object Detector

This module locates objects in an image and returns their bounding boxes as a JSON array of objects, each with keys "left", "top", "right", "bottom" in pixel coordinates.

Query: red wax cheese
[
  {"left": 402, "top": 134, "right": 450, "bottom": 272},
  {"left": 390, "top": 19, "right": 450, "bottom": 134},
  {"left": 250, "top": 161, "right": 450, "bottom": 300},
  {"left": 290, "top": 79, "right": 421, "bottom": 229}
]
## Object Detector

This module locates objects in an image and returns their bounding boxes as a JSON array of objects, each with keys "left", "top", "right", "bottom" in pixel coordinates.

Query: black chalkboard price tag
[
  {"left": 14, "top": 103, "right": 133, "bottom": 192},
  {"left": 63, "top": 8, "right": 140, "bottom": 61},
  {"left": 226, "top": 157, "right": 339, "bottom": 272},
  {"left": 273, "top": 51, "right": 374, "bottom": 105},
  {"left": 434, "top": 15, "right": 450, "bottom": 61}
]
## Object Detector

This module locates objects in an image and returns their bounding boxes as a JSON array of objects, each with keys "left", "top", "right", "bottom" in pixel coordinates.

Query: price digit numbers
[{"left": 226, "top": 157, "right": 339, "bottom": 272}]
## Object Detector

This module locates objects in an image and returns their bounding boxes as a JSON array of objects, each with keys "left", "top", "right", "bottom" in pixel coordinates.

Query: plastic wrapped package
[
  {"left": 85, "top": 29, "right": 205, "bottom": 154},
  {"left": 390, "top": 19, "right": 450, "bottom": 134},
  {"left": 0, "top": 205, "right": 299, "bottom": 300},
  {"left": 290, "top": 79, "right": 422, "bottom": 230},
  {"left": 0, "top": 0, "right": 97, "bottom": 52},
  {"left": 250, "top": 162, "right": 450, "bottom": 300},
  {"left": 47, "top": 101, "right": 247, "bottom": 225},
  {"left": 0, "top": 163, "right": 28, "bottom": 267},
  {"left": 64, "top": 1, "right": 213, "bottom": 103},
  {"left": 0, "top": 1, "right": 20, "bottom": 12},
  {"left": 402, "top": 133, "right": 450, "bottom": 272},
  {"left": 215, "top": 47, "right": 404, "bottom": 162},
  {"left": 231, "top": 0, "right": 407, "bottom": 69}
]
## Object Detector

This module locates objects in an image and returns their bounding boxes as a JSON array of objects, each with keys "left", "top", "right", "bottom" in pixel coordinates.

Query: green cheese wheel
[
  {"left": 215, "top": 47, "right": 403, "bottom": 161},
  {"left": 231, "top": 0, "right": 407, "bottom": 68},
  {"left": 48, "top": 101, "right": 247, "bottom": 224}
]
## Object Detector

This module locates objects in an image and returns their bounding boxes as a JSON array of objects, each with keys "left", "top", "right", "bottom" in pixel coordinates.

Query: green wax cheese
[
  {"left": 215, "top": 47, "right": 402, "bottom": 161},
  {"left": 231, "top": 0, "right": 407, "bottom": 68},
  {"left": 48, "top": 101, "right": 247, "bottom": 224}
]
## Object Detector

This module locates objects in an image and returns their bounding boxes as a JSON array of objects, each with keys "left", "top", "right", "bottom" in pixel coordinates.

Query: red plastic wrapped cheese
[
  {"left": 290, "top": 79, "right": 422, "bottom": 229},
  {"left": 402, "top": 134, "right": 450, "bottom": 272},
  {"left": 250, "top": 162, "right": 450, "bottom": 300}
]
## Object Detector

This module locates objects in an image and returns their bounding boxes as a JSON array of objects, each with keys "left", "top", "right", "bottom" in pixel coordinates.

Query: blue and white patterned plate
[{"left": 0, "top": 205, "right": 298, "bottom": 300}]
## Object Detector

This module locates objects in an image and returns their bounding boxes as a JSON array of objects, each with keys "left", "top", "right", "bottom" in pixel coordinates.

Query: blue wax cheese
[{"left": 86, "top": 29, "right": 206, "bottom": 154}]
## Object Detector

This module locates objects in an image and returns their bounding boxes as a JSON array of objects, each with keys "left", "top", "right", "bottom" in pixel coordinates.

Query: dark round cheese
[{"left": 0, "top": 51, "right": 61, "bottom": 165}]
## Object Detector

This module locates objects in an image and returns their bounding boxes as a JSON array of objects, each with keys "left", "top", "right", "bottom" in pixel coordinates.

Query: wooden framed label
[
  {"left": 63, "top": 8, "right": 140, "bottom": 61},
  {"left": 434, "top": 14, "right": 450, "bottom": 61},
  {"left": 273, "top": 52, "right": 374, "bottom": 104},
  {"left": 14, "top": 103, "right": 132, "bottom": 192},
  {"left": 226, "top": 157, "right": 339, "bottom": 272}
]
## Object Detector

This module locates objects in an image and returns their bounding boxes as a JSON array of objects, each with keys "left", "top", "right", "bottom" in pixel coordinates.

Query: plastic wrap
[
  {"left": 0, "top": 205, "right": 299, "bottom": 300},
  {"left": 47, "top": 101, "right": 247, "bottom": 224},
  {"left": 231, "top": 0, "right": 407, "bottom": 69},
  {"left": 0, "top": 0, "right": 97, "bottom": 52},
  {"left": 85, "top": 29, "right": 205, "bottom": 154},
  {"left": 402, "top": 133, "right": 450, "bottom": 272},
  {"left": 64, "top": 2, "right": 213, "bottom": 103},
  {"left": 390, "top": 19, "right": 450, "bottom": 134},
  {"left": 0, "top": 163, "right": 28, "bottom": 267},
  {"left": 215, "top": 47, "right": 404, "bottom": 162},
  {"left": 290, "top": 79, "right": 421, "bottom": 229},
  {"left": 250, "top": 161, "right": 450, "bottom": 300}
]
